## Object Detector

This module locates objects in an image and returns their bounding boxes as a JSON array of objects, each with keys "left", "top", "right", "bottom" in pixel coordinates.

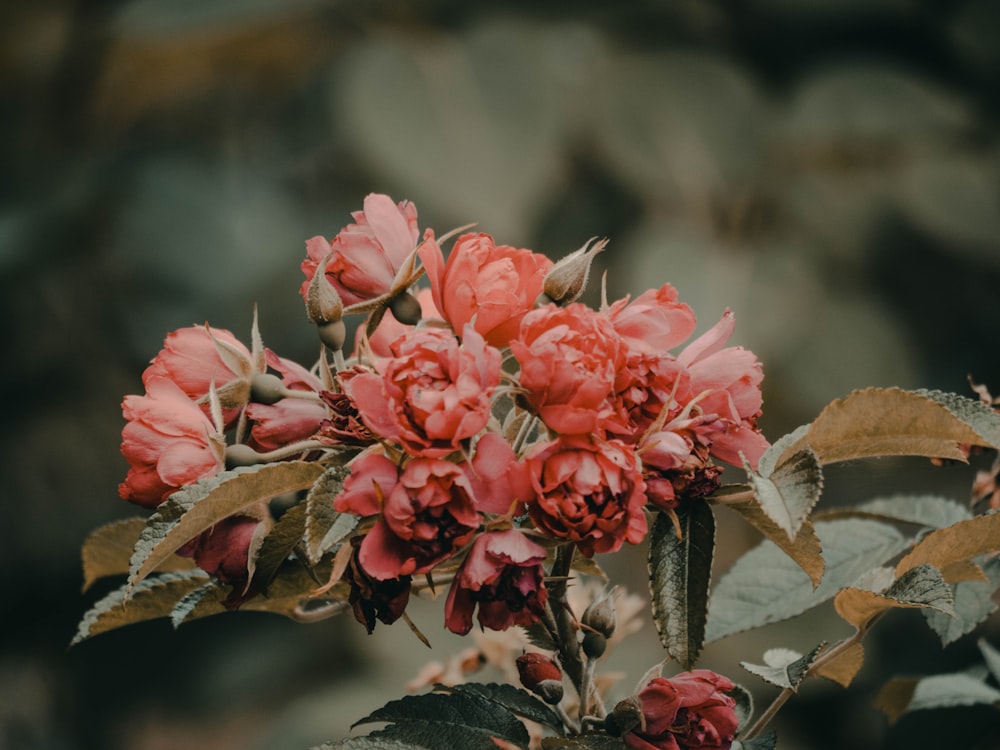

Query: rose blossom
[
  {"left": 418, "top": 231, "right": 553, "bottom": 348},
  {"left": 611, "top": 351, "right": 692, "bottom": 443},
  {"left": 605, "top": 284, "right": 698, "bottom": 355},
  {"left": 444, "top": 529, "right": 548, "bottom": 635},
  {"left": 526, "top": 435, "right": 647, "bottom": 557},
  {"left": 245, "top": 350, "right": 327, "bottom": 452},
  {"left": 142, "top": 325, "right": 252, "bottom": 429},
  {"left": 335, "top": 454, "right": 480, "bottom": 579},
  {"left": 363, "top": 287, "right": 440, "bottom": 360},
  {"left": 300, "top": 193, "right": 420, "bottom": 308},
  {"left": 626, "top": 671, "right": 739, "bottom": 750},
  {"left": 343, "top": 538, "right": 412, "bottom": 634},
  {"left": 510, "top": 303, "right": 626, "bottom": 436},
  {"left": 119, "top": 377, "right": 226, "bottom": 508},
  {"left": 343, "top": 326, "right": 501, "bottom": 458},
  {"left": 190, "top": 515, "right": 259, "bottom": 586}
]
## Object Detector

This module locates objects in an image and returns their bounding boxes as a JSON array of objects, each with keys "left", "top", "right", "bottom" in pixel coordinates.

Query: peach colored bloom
[
  {"left": 444, "top": 529, "right": 548, "bottom": 635},
  {"left": 119, "top": 377, "right": 226, "bottom": 508},
  {"left": 300, "top": 193, "right": 420, "bottom": 308},
  {"left": 362, "top": 287, "right": 440, "bottom": 361},
  {"left": 605, "top": 284, "right": 698, "bottom": 355},
  {"left": 419, "top": 231, "right": 553, "bottom": 348},
  {"left": 343, "top": 326, "right": 501, "bottom": 458},
  {"left": 245, "top": 350, "right": 326, "bottom": 452},
  {"left": 526, "top": 435, "right": 647, "bottom": 557},
  {"left": 626, "top": 671, "right": 738, "bottom": 750},
  {"left": 611, "top": 351, "right": 692, "bottom": 443},
  {"left": 510, "top": 303, "right": 626, "bottom": 436}
]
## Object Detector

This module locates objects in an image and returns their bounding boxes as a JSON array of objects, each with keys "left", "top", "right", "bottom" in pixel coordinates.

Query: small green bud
[
  {"left": 541, "top": 237, "right": 608, "bottom": 305},
  {"left": 225, "top": 443, "right": 262, "bottom": 469},
  {"left": 582, "top": 630, "right": 607, "bottom": 659},
  {"left": 250, "top": 373, "right": 287, "bottom": 405},
  {"left": 305, "top": 253, "right": 343, "bottom": 325},
  {"left": 318, "top": 319, "right": 347, "bottom": 351},
  {"left": 388, "top": 291, "right": 422, "bottom": 326},
  {"left": 582, "top": 592, "right": 616, "bottom": 638},
  {"left": 605, "top": 696, "right": 644, "bottom": 737}
]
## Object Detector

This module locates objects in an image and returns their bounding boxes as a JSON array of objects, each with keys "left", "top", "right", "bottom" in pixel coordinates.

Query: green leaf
[
  {"left": 745, "top": 427, "right": 823, "bottom": 541},
  {"left": 740, "top": 643, "right": 824, "bottom": 691},
  {"left": 541, "top": 736, "right": 627, "bottom": 749},
  {"left": 916, "top": 389, "right": 1000, "bottom": 449},
  {"left": 876, "top": 673, "right": 1000, "bottom": 723},
  {"left": 251, "top": 501, "right": 308, "bottom": 590},
  {"left": 733, "top": 733, "right": 777, "bottom": 750},
  {"left": 315, "top": 739, "right": 427, "bottom": 750},
  {"left": 443, "top": 683, "right": 562, "bottom": 730},
  {"left": 730, "top": 683, "right": 754, "bottom": 730},
  {"left": 818, "top": 494, "right": 973, "bottom": 529},
  {"left": 979, "top": 638, "right": 1000, "bottom": 685},
  {"left": 169, "top": 580, "right": 219, "bottom": 628},
  {"left": 648, "top": 503, "right": 716, "bottom": 668},
  {"left": 354, "top": 691, "right": 529, "bottom": 750},
  {"left": 923, "top": 557, "right": 1000, "bottom": 645},
  {"left": 707, "top": 518, "right": 910, "bottom": 642},
  {"left": 81, "top": 516, "right": 196, "bottom": 592},
  {"left": 833, "top": 563, "right": 955, "bottom": 631},
  {"left": 72, "top": 570, "right": 210, "bottom": 645},
  {"left": 128, "top": 462, "right": 325, "bottom": 593},
  {"left": 305, "top": 465, "right": 355, "bottom": 564}
]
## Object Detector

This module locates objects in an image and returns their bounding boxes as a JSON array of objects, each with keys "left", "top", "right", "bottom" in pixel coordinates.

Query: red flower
[
  {"left": 245, "top": 351, "right": 327, "bottom": 452},
  {"left": 191, "top": 515, "right": 259, "bottom": 586},
  {"left": 300, "top": 193, "right": 420, "bottom": 308},
  {"left": 119, "top": 377, "right": 226, "bottom": 508},
  {"left": 510, "top": 303, "right": 626, "bottom": 436},
  {"left": 526, "top": 436, "right": 647, "bottom": 556},
  {"left": 444, "top": 529, "right": 548, "bottom": 635},
  {"left": 343, "top": 326, "right": 501, "bottom": 458},
  {"left": 142, "top": 325, "right": 252, "bottom": 429},
  {"left": 605, "top": 284, "right": 698, "bottom": 355},
  {"left": 419, "top": 231, "right": 553, "bottom": 348},
  {"left": 335, "top": 454, "right": 480, "bottom": 579},
  {"left": 626, "top": 671, "right": 739, "bottom": 750},
  {"left": 343, "top": 538, "right": 412, "bottom": 634},
  {"left": 611, "top": 351, "right": 691, "bottom": 443},
  {"left": 363, "top": 287, "right": 440, "bottom": 360}
]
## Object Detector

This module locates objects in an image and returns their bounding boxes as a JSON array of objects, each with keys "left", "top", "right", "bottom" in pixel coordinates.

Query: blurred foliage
[{"left": 1, "top": 1, "right": 999, "bottom": 748}]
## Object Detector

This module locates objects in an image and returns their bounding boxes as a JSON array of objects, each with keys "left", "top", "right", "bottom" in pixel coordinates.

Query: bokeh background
[{"left": 2, "top": 1, "right": 999, "bottom": 748}]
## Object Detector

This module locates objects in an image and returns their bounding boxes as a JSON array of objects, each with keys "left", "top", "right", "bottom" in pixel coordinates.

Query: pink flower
[
  {"left": 610, "top": 351, "right": 692, "bottom": 443},
  {"left": 526, "top": 436, "right": 647, "bottom": 557},
  {"left": 245, "top": 350, "right": 327, "bottom": 453},
  {"left": 510, "top": 303, "right": 626, "bottom": 436},
  {"left": 444, "top": 529, "right": 548, "bottom": 635},
  {"left": 343, "top": 326, "right": 502, "bottom": 458},
  {"left": 142, "top": 325, "right": 252, "bottom": 429},
  {"left": 464, "top": 432, "right": 534, "bottom": 516},
  {"left": 419, "top": 231, "right": 553, "bottom": 348},
  {"left": 300, "top": 193, "right": 420, "bottom": 308},
  {"left": 336, "top": 454, "right": 480, "bottom": 579},
  {"left": 626, "top": 671, "right": 738, "bottom": 750},
  {"left": 191, "top": 515, "right": 259, "bottom": 586},
  {"left": 605, "top": 284, "right": 698, "bottom": 355},
  {"left": 119, "top": 377, "right": 226, "bottom": 508},
  {"left": 362, "top": 287, "right": 441, "bottom": 361}
]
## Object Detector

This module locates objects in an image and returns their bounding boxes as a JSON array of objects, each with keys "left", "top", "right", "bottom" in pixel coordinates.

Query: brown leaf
[
  {"left": 896, "top": 513, "right": 1000, "bottom": 577},
  {"left": 834, "top": 564, "right": 954, "bottom": 631},
  {"left": 81, "top": 517, "right": 195, "bottom": 592},
  {"left": 815, "top": 643, "right": 865, "bottom": 688},
  {"left": 874, "top": 678, "right": 919, "bottom": 724}
]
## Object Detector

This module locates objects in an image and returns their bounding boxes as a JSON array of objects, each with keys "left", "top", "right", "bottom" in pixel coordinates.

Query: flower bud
[
  {"left": 250, "top": 373, "right": 287, "bottom": 405},
  {"left": 388, "top": 291, "right": 423, "bottom": 326},
  {"left": 516, "top": 653, "right": 564, "bottom": 704},
  {"left": 605, "top": 696, "right": 644, "bottom": 737},
  {"left": 318, "top": 319, "right": 347, "bottom": 351},
  {"left": 541, "top": 237, "right": 608, "bottom": 306},
  {"left": 305, "top": 253, "right": 343, "bottom": 325},
  {"left": 582, "top": 592, "right": 616, "bottom": 638},
  {"left": 225, "top": 443, "right": 262, "bottom": 468},
  {"left": 581, "top": 630, "right": 607, "bottom": 659}
]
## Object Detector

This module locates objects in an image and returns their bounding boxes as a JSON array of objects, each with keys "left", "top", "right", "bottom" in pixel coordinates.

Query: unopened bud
[
  {"left": 516, "top": 653, "right": 564, "bottom": 704},
  {"left": 582, "top": 630, "right": 607, "bottom": 659},
  {"left": 318, "top": 319, "right": 347, "bottom": 351},
  {"left": 389, "top": 291, "right": 422, "bottom": 326},
  {"left": 305, "top": 254, "right": 343, "bottom": 325},
  {"left": 605, "top": 696, "right": 644, "bottom": 737},
  {"left": 225, "top": 443, "right": 262, "bottom": 469},
  {"left": 582, "top": 592, "right": 616, "bottom": 638},
  {"left": 541, "top": 237, "right": 608, "bottom": 305},
  {"left": 250, "top": 373, "right": 287, "bottom": 405}
]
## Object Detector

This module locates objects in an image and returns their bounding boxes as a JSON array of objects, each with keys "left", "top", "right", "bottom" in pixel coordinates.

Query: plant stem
[{"left": 547, "top": 545, "right": 587, "bottom": 717}]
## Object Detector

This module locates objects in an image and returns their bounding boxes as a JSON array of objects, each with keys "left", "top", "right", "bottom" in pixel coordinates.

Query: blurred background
[{"left": 2, "top": 1, "right": 999, "bottom": 748}]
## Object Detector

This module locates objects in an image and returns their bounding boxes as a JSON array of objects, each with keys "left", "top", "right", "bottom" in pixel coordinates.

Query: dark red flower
[
  {"left": 343, "top": 538, "right": 412, "bottom": 633},
  {"left": 626, "top": 671, "right": 739, "bottom": 750}
]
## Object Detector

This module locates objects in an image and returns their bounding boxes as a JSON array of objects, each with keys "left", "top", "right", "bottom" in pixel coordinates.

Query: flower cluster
[{"left": 118, "top": 192, "right": 766, "bottom": 638}]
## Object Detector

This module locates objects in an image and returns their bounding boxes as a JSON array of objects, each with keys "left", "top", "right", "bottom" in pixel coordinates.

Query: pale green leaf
[
  {"left": 169, "top": 580, "right": 218, "bottom": 629},
  {"left": 251, "top": 501, "right": 308, "bottom": 590},
  {"left": 978, "top": 638, "right": 1000, "bottom": 685},
  {"left": 885, "top": 673, "right": 1000, "bottom": 719},
  {"left": 730, "top": 683, "right": 754, "bottom": 730},
  {"left": 833, "top": 563, "right": 955, "bottom": 631},
  {"left": 707, "top": 518, "right": 909, "bottom": 642},
  {"left": 916, "top": 389, "right": 1000, "bottom": 449},
  {"left": 744, "top": 436, "right": 823, "bottom": 541},
  {"left": 128, "top": 461, "right": 325, "bottom": 593},
  {"left": 648, "top": 503, "right": 715, "bottom": 668},
  {"left": 818, "top": 494, "right": 973, "bottom": 529},
  {"left": 923, "top": 558, "right": 1000, "bottom": 645},
  {"left": 445, "top": 683, "right": 562, "bottom": 730},
  {"left": 305, "top": 465, "right": 354, "bottom": 564},
  {"left": 740, "top": 643, "right": 823, "bottom": 691},
  {"left": 732, "top": 733, "right": 777, "bottom": 750},
  {"left": 897, "top": 512, "right": 1000, "bottom": 576},
  {"left": 315, "top": 739, "right": 427, "bottom": 750}
]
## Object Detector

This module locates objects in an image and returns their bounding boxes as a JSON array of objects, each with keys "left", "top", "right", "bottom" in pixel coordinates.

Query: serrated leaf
[
  {"left": 733, "top": 733, "right": 777, "bottom": 750},
  {"left": 896, "top": 512, "right": 1000, "bottom": 578},
  {"left": 72, "top": 570, "right": 210, "bottom": 645},
  {"left": 354, "top": 692, "right": 529, "bottom": 750},
  {"left": 834, "top": 563, "right": 955, "bottom": 631},
  {"left": 746, "top": 427, "right": 823, "bottom": 541},
  {"left": 128, "top": 462, "right": 325, "bottom": 593},
  {"left": 786, "top": 388, "right": 1000, "bottom": 464},
  {"left": 444, "top": 683, "right": 562, "bottom": 730},
  {"left": 815, "top": 642, "right": 865, "bottom": 688},
  {"left": 876, "top": 673, "right": 1000, "bottom": 723},
  {"left": 251, "top": 501, "right": 308, "bottom": 591},
  {"left": 541, "top": 736, "right": 627, "bottom": 749},
  {"left": 707, "top": 519, "right": 910, "bottom": 642},
  {"left": 648, "top": 503, "right": 715, "bottom": 668},
  {"left": 81, "top": 516, "right": 197, "bottom": 592},
  {"left": 924, "top": 557, "right": 1000, "bottom": 645},
  {"left": 571, "top": 555, "right": 609, "bottom": 581},
  {"left": 315, "top": 738, "right": 427, "bottom": 750},
  {"left": 523, "top": 622, "right": 558, "bottom": 651},
  {"left": 740, "top": 643, "right": 823, "bottom": 691},
  {"left": 817, "top": 494, "right": 973, "bottom": 529},
  {"left": 305, "top": 465, "right": 354, "bottom": 564},
  {"left": 718, "top": 484, "right": 824, "bottom": 587},
  {"left": 169, "top": 580, "right": 219, "bottom": 628}
]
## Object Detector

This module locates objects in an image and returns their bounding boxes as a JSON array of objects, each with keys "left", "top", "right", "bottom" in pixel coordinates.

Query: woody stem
[{"left": 547, "top": 544, "right": 587, "bottom": 717}]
